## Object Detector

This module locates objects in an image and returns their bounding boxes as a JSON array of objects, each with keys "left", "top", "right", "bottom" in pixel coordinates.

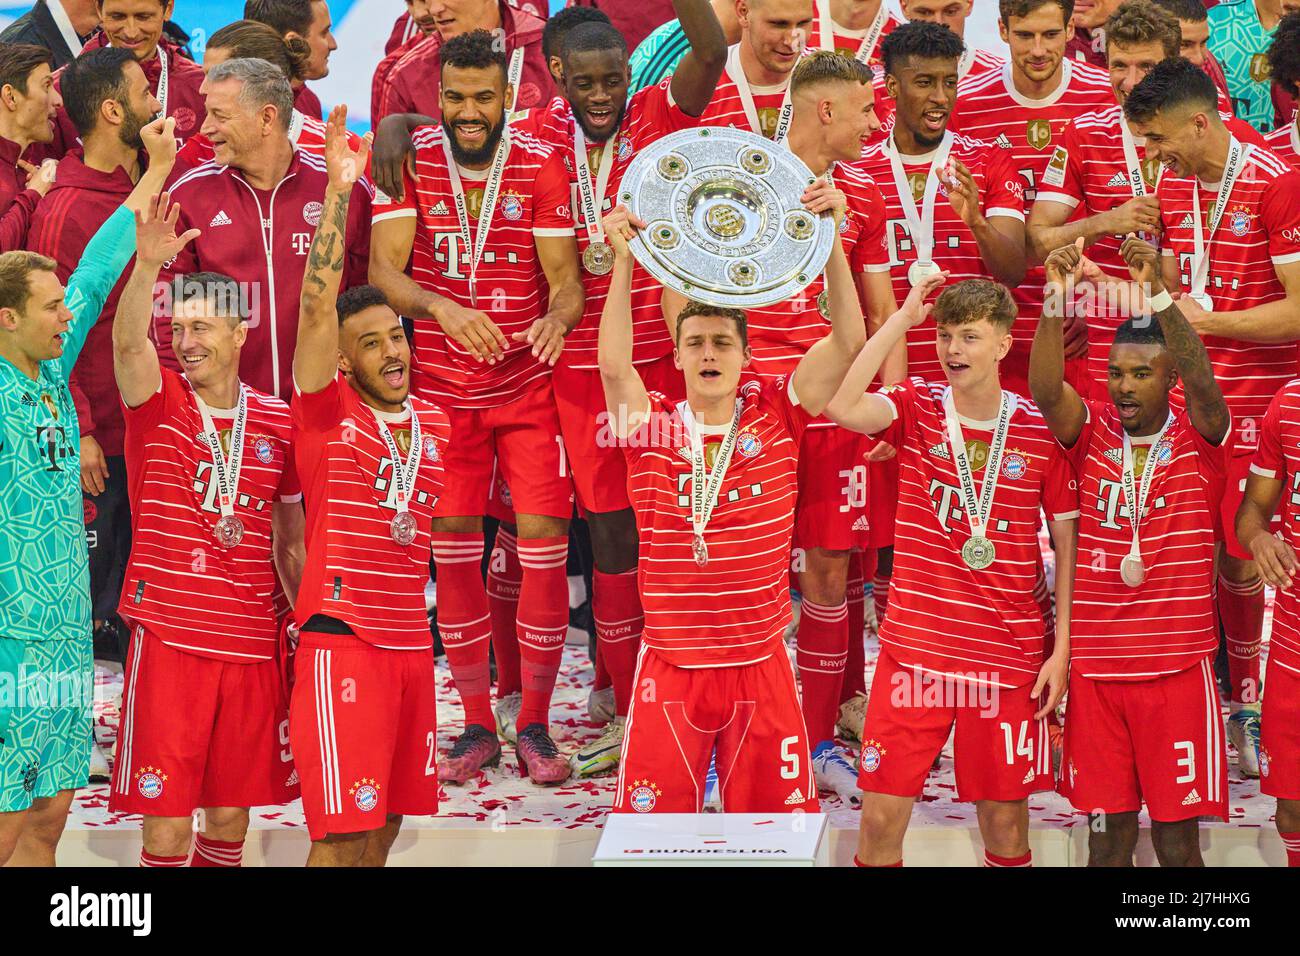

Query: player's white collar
[
  {"left": 372, "top": 405, "right": 412, "bottom": 422},
  {"left": 1001, "top": 58, "right": 1072, "bottom": 109},
  {"left": 1290, "top": 119, "right": 1299, "bottom": 157}
]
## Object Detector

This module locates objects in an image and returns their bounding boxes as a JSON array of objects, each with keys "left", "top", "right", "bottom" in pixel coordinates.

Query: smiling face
[
  {"left": 301, "top": 0, "right": 337, "bottom": 80},
  {"left": 426, "top": 0, "right": 500, "bottom": 40},
  {"left": 98, "top": 0, "right": 172, "bottom": 61},
  {"left": 440, "top": 62, "right": 508, "bottom": 166},
  {"left": 170, "top": 297, "right": 246, "bottom": 391},
  {"left": 1108, "top": 341, "right": 1175, "bottom": 434},
  {"left": 1072, "top": 0, "right": 1121, "bottom": 31},
  {"left": 887, "top": 54, "right": 960, "bottom": 148},
  {"left": 1108, "top": 39, "right": 1165, "bottom": 105},
  {"left": 115, "top": 59, "right": 162, "bottom": 147},
  {"left": 821, "top": 78, "right": 881, "bottom": 159},
  {"left": 339, "top": 304, "right": 412, "bottom": 407},
  {"left": 561, "top": 47, "right": 630, "bottom": 144},
  {"left": 737, "top": 0, "right": 816, "bottom": 78},
  {"left": 199, "top": 77, "right": 268, "bottom": 169},
  {"left": 900, "top": 0, "right": 973, "bottom": 36},
  {"left": 674, "top": 312, "right": 751, "bottom": 406},
  {"left": 935, "top": 317, "right": 1011, "bottom": 391},
  {"left": 1000, "top": 3, "right": 1069, "bottom": 87},
  {"left": 1127, "top": 103, "right": 1207, "bottom": 179}
]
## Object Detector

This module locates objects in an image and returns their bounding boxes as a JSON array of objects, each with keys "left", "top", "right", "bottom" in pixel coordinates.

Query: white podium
[{"left": 592, "top": 813, "right": 830, "bottom": 866}]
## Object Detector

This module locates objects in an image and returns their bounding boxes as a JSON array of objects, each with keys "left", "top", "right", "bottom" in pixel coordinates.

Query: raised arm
[
  {"left": 1120, "top": 234, "right": 1229, "bottom": 445},
  {"left": 790, "top": 180, "right": 863, "bottom": 416},
  {"left": 666, "top": 0, "right": 728, "bottom": 117},
  {"left": 1029, "top": 239, "right": 1088, "bottom": 446},
  {"left": 297, "top": 107, "right": 372, "bottom": 394},
  {"left": 597, "top": 206, "right": 651, "bottom": 438},
  {"left": 112, "top": 193, "right": 203, "bottom": 408},
  {"left": 823, "top": 271, "right": 946, "bottom": 434},
  {"left": 945, "top": 158, "right": 1026, "bottom": 288}
]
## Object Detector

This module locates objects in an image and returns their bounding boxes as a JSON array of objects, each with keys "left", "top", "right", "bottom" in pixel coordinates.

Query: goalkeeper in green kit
[{"left": 0, "top": 116, "right": 179, "bottom": 866}]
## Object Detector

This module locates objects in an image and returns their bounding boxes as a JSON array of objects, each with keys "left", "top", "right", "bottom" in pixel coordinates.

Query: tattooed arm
[
  {"left": 1119, "top": 235, "right": 1230, "bottom": 445},
  {"left": 296, "top": 107, "right": 371, "bottom": 395}
]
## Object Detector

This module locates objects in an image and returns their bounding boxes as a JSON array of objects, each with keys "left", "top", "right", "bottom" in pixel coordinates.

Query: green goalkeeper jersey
[
  {"left": 1208, "top": 0, "right": 1279, "bottom": 133},
  {"left": 0, "top": 205, "right": 137, "bottom": 643}
]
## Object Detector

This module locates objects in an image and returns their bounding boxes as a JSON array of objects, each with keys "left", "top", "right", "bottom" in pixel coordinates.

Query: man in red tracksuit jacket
[
  {"left": 0, "top": 43, "right": 58, "bottom": 251},
  {"left": 374, "top": 0, "right": 550, "bottom": 124},
  {"left": 161, "top": 57, "right": 372, "bottom": 400},
  {"left": 28, "top": 46, "right": 165, "bottom": 656},
  {"left": 50, "top": 0, "right": 205, "bottom": 156}
]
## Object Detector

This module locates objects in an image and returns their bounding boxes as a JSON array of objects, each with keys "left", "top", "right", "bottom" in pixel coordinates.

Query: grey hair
[{"left": 206, "top": 57, "right": 293, "bottom": 130}]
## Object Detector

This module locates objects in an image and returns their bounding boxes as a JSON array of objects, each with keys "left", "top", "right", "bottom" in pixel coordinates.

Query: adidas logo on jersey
[
  {"left": 994, "top": 133, "right": 1012, "bottom": 149},
  {"left": 852, "top": 515, "right": 870, "bottom": 531},
  {"left": 1107, "top": 171, "right": 1129, "bottom": 187},
  {"left": 209, "top": 210, "right": 232, "bottom": 227},
  {"left": 429, "top": 200, "right": 449, "bottom": 216},
  {"left": 1182, "top": 788, "right": 1202, "bottom": 806},
  {"left": 784, "top": 787, "right": 805, "bottom": 805},
  {"left": 928, "top": 442, "right": 952, "bottom": 461},
  {"left": 286, "top": 768, "right": 299, "bottom": 788},
  {"left": 1178, "top": 213, "right": 1195, "bottom": 230},
  {"left": 1022, "top": 767, "right": 1036, "bottom": 785},
  {"left": 1103, "top": 447, "right": 1123, "bottom": 465}
]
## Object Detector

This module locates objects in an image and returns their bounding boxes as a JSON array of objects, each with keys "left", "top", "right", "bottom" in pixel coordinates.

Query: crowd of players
[{"left": 1, "top": 0, "right": 1300, "bottom": 869}]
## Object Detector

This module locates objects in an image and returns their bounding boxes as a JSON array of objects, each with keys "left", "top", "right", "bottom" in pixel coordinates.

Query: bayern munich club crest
[
  {"left": 303, "top": 201, "right": 323, "bottom": 227},
  {"left": 1001, "top": 452, "right": 1028, "bottom": 480},
  {"left": 423, "top": 436, "right": 439, "bottom": 461},
  {"left": 500, "top": 191, "right": 524, "bottom": 221},
  {"left": 254, "top": 437, "right": 274, "bottom": 463},
  {"left": 616, "top": 136, "right": 633, "bottom": 163},
  {"left": 627, "top": 778, "right": 661, "bottom": 812},
  {"left": 860, "top": 740, "right": 886, "bottom": 773},
  {"left": 351, "top": 777, "right": 381, "bottom": 812},
  {"left": 135, "top": 766, "right": 166, "bottom": 799},
  {"left": 737, "top": 430, "right": 762, "bottom": 458},
  {"left": 1230, "top": 209, "right": 1251, "bottom": 237}
]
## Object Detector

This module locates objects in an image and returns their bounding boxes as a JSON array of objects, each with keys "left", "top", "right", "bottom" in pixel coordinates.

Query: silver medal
[
  {"left": 583, "top": 241, "right": 614, "bottom": 275},
  {"left": 816, "top": 289, "right": 830, "bottom": 318},
  {"left": 960, "top": 535, "right": 996, "bottom": 570},
  {"left": 214, "top": 514, "right": 245, "bottom": 550},
  {"left": 908, "top": 259, "right": 941, "bottom": 287},
  {"left": 1120, "top": 553, "right": 1146, "bottom": 587},
  {"left": 390, "top": 511, "right": 418, "bottom": 546}
]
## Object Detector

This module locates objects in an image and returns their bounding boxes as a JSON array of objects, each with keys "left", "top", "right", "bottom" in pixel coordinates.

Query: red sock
[
  {"left": 1218, "top": 575, "right": 1264, "bottom": 704},
  {"left": 140, "top": 849, "right": 187, "bottom": 867},
  {"left": 795, "top": 598, "right": 849, "bottom": 745},
  {"left": 873, "top": 558, "right": 891, "bottom": 620},
  {"left": 1281, "top": 831, "right": 1300, "bottom": 867},
  {"left": 191, "top": 834, "right": 243, "bottom": 867},
  {"left": 984, "top": 849, "right": 1032, "bottom": 867},
  {"left": 593, "top": 569, "right": 643, "bottom": 717},
  {"left": 842, "top": 552, "right": 866, "bottom": 703},
  {"left": 516, "top": 537, "right": 570, "bottom": 730},
  {"left": 432, "top": 533, "right": 494, "bottom": 729},
  {"left": 854, "top": 856, "right": 902, "bottom": 867},
  {"left": 488, "top": 527, "right": 523, "bottom": 697}
]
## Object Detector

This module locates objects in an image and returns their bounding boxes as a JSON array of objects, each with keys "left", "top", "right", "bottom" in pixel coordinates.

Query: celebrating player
[
  {"left": 805, "top": 0, "right": 901, "bottom": 67},
  {"left": 900, "top": 0, "right": 1004, "bottom": 80},
  {"left": 369, "top": 30, "right": 584, "bottom": 786},
  {"left": 289, "top": 108, "right": 449, "bottom": 867},
  {"left": 0, "top": 114, "right": 175, "bottom": 867},
  {"left": 950, "top": 0, "right": 1113, "bottom": 395},
  {"left": 825, "top": 277, "right": 1077, "bottom": 869},
  {"left": 596, "top": 181, "right": 866, "bottom": 814},
  {"left": 109, "top": 196, "right": 304, "bottom": 868},
  {"left": 1127, "top": 56, "right": 1300, "bottom": 776},
  {"left": 1032, "top": 236, "right": 1231, "bottom": 867}
]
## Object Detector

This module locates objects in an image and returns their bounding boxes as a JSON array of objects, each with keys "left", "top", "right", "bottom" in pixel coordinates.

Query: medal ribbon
[
  {"left": 887, "top": 131, "right": 953, "bottom": 268},
  {"left": 1119, "top": 116, "right": 1147, "bottom": 198},
  {"left": 507, "top": 48, "right": 525, "bottom": 113},
  {"left": 727, "top": 44, "right": 794, "bottom": 143},
  {"left": 371, "top": 405, "right": 422, "bottom": 517},
  {"left": 48, "top": 0, "right": 84, "bottom": 56},
  {"left": 943, "top": 389, "right": 1012, "bottom": 543},
  {"left": 1190, "top": 137, "right": 1246, "bottom": 304},
  {"left": 573, "top": 120, "right": 617, "bottom": 248},
  {"left": 815, "top": 0, "right": 888, "bottom": 63},
  {"left": 441, "top": 128, "right": 512, "bottom": 306},
  {"left": 155, "top": 44, "right": 169, "bottom": 118},
  {"left": 195, "top": 386, "right": 248, "bottom": 520},
  {"left": 683, "top": 399, "right": 745, "bottom": 549},
  {"left": 1120, "top": 411, "right": 1174, "bottom": 568}
]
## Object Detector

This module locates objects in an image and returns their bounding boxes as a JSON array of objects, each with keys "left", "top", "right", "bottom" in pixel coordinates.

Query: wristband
[{"left": 1149, "top": 289, "right": 1173, "bottom": 313}]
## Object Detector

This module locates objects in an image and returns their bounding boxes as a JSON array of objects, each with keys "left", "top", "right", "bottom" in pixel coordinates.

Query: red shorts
[
  {"left": 434, "top": 384, "right": 575, "bottom": 520},
  {"left": 552, "top": 354, "right": 682, "bottom": 516},
  {"left": 109, "top": 627, "right": 296, "bottom": 816},
  {"left": 289, "top": 631, "right": 439, "bottom": 841},
  {"left": 793, "top": 424, "right": 870, "bottom": 552},
  {"left": 1260, "top": 656, "right": 1300, "bottom": 800},
  {"left": 485, "top": 457, "right": 516, "bottom": 524},
  {"left": 1060, "top": 658, "right": 1228, "bottom": 822},
  {"left": 867, "top": 455, "right": 898, "bottom": 549},
  {"left": 613, "top": 647, "right": 819, "bottom": 814},
  {"left": 857, "top": 647, "right": 1052, "bottom": 801}
]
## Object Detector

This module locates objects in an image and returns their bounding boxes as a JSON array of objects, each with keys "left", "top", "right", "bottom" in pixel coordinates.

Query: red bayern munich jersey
[
  {"left": 514, "top": 79, "right": 692, "bottom": 368},
  {"left": 871, "top": 379, "right": 1077, "bottom": 687},
  {"left": 805, "top": 7, "right": 901, "bottom": 67},
  {"left": 371, "top": 126, "right": 574, "bottom": 409},
  {"left": 291, "top": 376, "right": 451, "bottom": 649},
  {"left": 626, "top": 376, "right": 812, "bottom": 668},
  {"left": 951, "top": 59, "right": 1114, "bottom": 368},
  {"left": 120, "top": 368, "right": 300, "bottom": 663},
  {"left": 745, "top": 161, "right": 890, "bottom": 381},
  {"left": 856, "top": 132, "right": 1025, "bottom": 383},
  {"left": 697, "top": 44, "right": 801, "bottom": 140},
  {"left": 1065, "top": 402, "right": 1230, "bottom": 681},
  {"left": 1250, "top": 381, "right": 1300, "bottom": 674},
  {"left": 1264, "top": 121, "right": 1300, "bottom": 168},
  {"left": 1157, "top": 144, "right": 1300, "bottom": 450},
  {"left": 865, "top": 50, "right": 1004, "bottom": 149}
]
